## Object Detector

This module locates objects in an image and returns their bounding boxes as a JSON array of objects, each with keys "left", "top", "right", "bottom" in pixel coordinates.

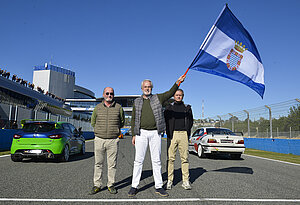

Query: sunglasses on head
[{"left": 106, "top": 92, "right": 114, "bottom": 96}]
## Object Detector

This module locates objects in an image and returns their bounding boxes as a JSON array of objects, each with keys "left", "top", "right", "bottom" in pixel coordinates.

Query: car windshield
[
  {"left": 23, "top": 122, "right": 56, "bottom": 133},
  {"left": 206, "top": 128, "right": 236, "bottom": 135}
]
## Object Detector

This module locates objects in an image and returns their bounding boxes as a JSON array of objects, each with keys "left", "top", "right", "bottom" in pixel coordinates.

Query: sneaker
[
  {"left": 155, "top": 188, "right": 169, "bottom": 197},
  {"left": 182, "top": 181, "right": 192, "bottom": 190},
  {"left": 89, "top": 186, "right": 101, "bottom": 195},
  {"left": 166, "top": 180, "right": 173, "bottom": 190},
  {"left": 128, "top": 187, "right": 138, "bottom": 197},
  {"left": 108, "top": 186, "right": 117, "bottom": 194}
]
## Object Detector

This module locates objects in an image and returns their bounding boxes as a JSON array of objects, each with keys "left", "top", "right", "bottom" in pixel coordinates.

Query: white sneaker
[
  {"left": 182, "top": 181, "right": 192, "bottom": 190},
  {"left": 166, "top": 180, "right": 173, "bottom": 190}
]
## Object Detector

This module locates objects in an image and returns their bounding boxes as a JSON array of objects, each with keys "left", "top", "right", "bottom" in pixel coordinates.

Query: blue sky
[{"left": 1, "top": 0, "right": 299, "bottom": 119}]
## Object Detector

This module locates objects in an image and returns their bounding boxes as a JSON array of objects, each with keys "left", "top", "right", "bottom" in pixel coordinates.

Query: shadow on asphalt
[
  {"left": 21, "top": 151, "right": 94, "bottom": 163},
  {"left": 69, "top": 151, "right": 94, "bottom": 162},
  {"left": 113, "top": 167, "right": 207, "bottom": 193},
  {"left": 114, "top": 174, "right": 132, "bottom": 190},
  {"left": 162, "top": 167, "right": 207, "bottom": 186},
  {"left": 189, "top": 167, "right": 207, "bottom": 183},
  {"left": 212, "top": 167, "right": 254, "bottom": 174},
  {"left": 114, "top": 170, "right": 158, "bottom": 192},
  {"left": 190, "top": 152, "right": 245, "bottom": 161}
]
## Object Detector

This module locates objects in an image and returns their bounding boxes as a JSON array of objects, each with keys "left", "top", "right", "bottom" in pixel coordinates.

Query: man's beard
[
  {"left": 105, "top": 97, "right": 113, "bottom": 102},
  {"left": 143, "top": 90, "right": 151, "bottom": 96}
]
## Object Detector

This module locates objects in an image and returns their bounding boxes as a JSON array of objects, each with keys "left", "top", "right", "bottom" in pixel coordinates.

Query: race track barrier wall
[
  {"left": 82, "top": 132, "right": 95, "bottom": 140},
  {"left": 244, "top": 138, "right": 300, "bottom": 156},
  {"left": 2, "top": 131, "right": 299, "bottom": 155},
  {"left": 0, "top": 129, "right": 16, "bottom": 151}
]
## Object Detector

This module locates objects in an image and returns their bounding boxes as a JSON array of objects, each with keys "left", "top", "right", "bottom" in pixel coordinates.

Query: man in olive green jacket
[{"left": 89, "top": 87, "right": 125, "bottom": 195}]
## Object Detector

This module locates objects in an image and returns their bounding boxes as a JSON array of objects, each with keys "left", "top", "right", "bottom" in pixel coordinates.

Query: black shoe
[
  {"left": 89, "top": 186, "right": 101, "bottom": 195},
  {"left": 108, "top": 186, "right": 117, "bottom": 194},
  {"left": 155, "top": 188, "right": 169, "bottom": 197},
  {"left": 128, "top": 187, "right": 138, "bottom": 197}
]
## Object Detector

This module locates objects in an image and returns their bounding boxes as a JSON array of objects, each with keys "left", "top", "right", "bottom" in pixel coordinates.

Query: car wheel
[
  {"left": 60, "top": 145, "right": 70, "bottom": 162},
  {"left": 80, "top": 142, "right": 85, "bottom": 155},
  {"left": 231, "top": 153, "right": 241, "bottom": 159},
  {"left": 11, "top": 154, "right": 22, "bottom": 162},
  {"left": 197, "top": 144, "right": 205, "bottom": 158}
]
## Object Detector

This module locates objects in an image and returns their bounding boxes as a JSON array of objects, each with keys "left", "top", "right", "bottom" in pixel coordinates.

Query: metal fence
[
  {"left": 195, "top": 99, "right": 300, "bottom": 139},
  {"left": 0, "top": 102, "right": 93, "bottom": 131},
  {"left": 2, "top": 98, "right": 299, "bottom": 139}
]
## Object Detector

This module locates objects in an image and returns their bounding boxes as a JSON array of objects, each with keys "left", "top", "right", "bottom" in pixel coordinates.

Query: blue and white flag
[{"left": 189, "top": 4, "right": 265, "bottom": 98}]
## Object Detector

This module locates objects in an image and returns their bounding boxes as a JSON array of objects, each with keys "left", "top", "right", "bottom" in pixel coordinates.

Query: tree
[{"left": 287, "top": 105, "right": 300, "bottom": 131}]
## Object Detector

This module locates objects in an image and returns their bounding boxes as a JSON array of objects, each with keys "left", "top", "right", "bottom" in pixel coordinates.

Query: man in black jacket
[{"left": 164, "top": 89, "right": 193, "bottom": 190}]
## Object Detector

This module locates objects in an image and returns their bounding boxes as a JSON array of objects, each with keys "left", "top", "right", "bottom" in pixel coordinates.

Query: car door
[
  {"left": 68, "top": 123, "right": 81, "bottom": 153},
  {"left": 189, "top": 129, "right": 200, "bottom": 152},
  {"left": 62, "top": 123, "right": 75, "bottom": 154},
  {"left": 190, "top": 129, "right": 205, "bottom": 151}
]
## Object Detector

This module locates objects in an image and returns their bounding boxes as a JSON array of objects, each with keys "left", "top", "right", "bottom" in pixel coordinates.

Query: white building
[{"left": 33, "top": 63, "right": 75, "bottom": 99}]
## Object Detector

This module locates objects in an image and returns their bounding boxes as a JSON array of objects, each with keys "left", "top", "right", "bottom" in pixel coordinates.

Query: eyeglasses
[{"left": 105, "top": 92, "right": 114, "bottom": 96}]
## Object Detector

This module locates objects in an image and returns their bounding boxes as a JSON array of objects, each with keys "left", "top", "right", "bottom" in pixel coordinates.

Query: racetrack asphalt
[{"left": 0, "top": 137, "right": 300, "bottom": 205}]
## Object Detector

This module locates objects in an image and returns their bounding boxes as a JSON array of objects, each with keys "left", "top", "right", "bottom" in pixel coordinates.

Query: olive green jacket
[{"left": 91, "top": 101, "right": 125, "bottom": 139}]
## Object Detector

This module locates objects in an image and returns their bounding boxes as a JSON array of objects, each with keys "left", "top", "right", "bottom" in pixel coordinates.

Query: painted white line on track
[
  {"left": 0, "top": 198, "right": 300, "bottom": 203},
  {"left": 243, "top": 154, "right": 300, "bottom": 166}
]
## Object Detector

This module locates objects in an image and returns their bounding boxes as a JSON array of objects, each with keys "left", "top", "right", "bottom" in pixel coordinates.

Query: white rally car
[{"left": 189, "top": 127, "right": 245, "bottom": 159}]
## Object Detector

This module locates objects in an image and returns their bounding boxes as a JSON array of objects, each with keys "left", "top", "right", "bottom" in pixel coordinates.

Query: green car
[{"left": 11, "top": 120, "right": 85, "bottom": 162}]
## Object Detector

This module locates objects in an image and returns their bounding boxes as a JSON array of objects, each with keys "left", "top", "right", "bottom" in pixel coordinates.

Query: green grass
[
  {"left": 245, "top": 148, "right": 300, "bottom": 164},
  {"left": 0, "top": 151, "right": 10, "bottom": 156}
]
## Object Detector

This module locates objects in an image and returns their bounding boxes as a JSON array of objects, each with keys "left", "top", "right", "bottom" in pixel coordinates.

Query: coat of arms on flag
[{"left": 226, "top": 41, "right": 248, "bottom": 71}]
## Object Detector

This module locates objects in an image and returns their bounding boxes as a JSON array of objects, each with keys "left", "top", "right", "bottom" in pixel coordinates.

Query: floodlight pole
[
  {"left": 265, "top": 105, "right": 272, "bottom": 138},
  {"left": 217, "top": 115, "right": 222, "bottom": 127},
  {"left": 244, "top": 110, "right": 250, "bottom": 137},
  {"left": 228, "top": 113, "right": 234, "bottom": 131},
  {"left": 208, "top": 117, "right": 213, "bottom": 125}
]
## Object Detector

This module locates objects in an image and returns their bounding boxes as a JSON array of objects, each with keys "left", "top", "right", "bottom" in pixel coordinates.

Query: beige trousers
[
  {"left": 167, "top": 131, "right": 189, "bottom": 182},
  {"left": 93, "top": 137, "right": 119, "bottom": 188}
]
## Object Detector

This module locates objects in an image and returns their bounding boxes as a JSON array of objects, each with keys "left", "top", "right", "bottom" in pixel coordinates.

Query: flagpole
[{"left": 178, "top": 4, "right": 228, "bottom": 86}]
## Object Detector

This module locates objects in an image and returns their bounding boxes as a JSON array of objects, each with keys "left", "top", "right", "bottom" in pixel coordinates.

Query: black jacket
[{"left": 164, "top": 101, "right": 193, "bottom": 139}]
